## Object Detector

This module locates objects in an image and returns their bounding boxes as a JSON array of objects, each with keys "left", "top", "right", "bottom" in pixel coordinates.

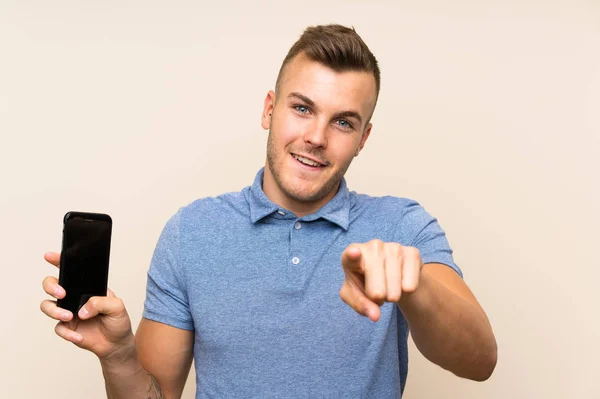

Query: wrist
[{"left": 99, "top": 337, "right": 142, "bottom": 377}]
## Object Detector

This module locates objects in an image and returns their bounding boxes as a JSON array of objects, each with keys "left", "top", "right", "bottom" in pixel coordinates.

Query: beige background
[{"left": 1, "top": 0, "right": 599, "bottom": 398}]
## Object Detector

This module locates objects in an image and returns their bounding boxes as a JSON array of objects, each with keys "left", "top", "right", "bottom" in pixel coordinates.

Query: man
[{"left": 41, "top": 24, "right": 497, "bottom": 398}]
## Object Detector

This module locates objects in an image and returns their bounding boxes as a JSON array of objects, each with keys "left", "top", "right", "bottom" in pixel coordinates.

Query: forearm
[
  {"left": 398, "top": 269, "right": 497, "bottom": 381},
  {"left": 100, "top": 341, "right": 165, "bottom": 399}
]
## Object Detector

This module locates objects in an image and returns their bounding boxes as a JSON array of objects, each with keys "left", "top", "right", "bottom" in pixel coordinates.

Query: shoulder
[
  {"left": 176, "top": 187, "right": 249, "bottom": 221},
  {"left": 349, "top": 191, "right": 422, "bottom": 219},
  {"left": 157, "top": 188, "right": 251, "bottom": 238},
  {"left": 348, "top": 191, "right": 438, "bottom": 240}
]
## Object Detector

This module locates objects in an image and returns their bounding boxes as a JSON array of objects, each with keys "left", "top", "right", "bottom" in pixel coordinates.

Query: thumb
[
  {"left": 342, "top": 245, "right": 364, "bottom": 273},
  {"left": 78, "top": 296, "right": 126, "bottom": 320}
]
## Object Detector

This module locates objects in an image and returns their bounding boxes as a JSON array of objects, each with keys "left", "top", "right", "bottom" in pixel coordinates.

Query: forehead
[{"left": 278, "top": 54, "right": 377, "bottom": 116}]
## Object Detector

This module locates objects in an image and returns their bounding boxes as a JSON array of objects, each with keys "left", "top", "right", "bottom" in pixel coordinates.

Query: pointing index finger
[{"left": 342, "top": 245, "right": 364, "bottom": 273}]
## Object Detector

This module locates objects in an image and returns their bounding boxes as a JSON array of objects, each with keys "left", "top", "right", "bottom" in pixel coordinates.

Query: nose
[{"left": 303, "top": 119, "right": 328, "bottom": 148}]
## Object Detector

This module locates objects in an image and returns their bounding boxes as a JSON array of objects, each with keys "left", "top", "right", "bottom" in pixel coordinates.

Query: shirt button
[
  {"left": 294, "top": 222, "right": 302, "bottom": 230},
  {"left": 291, "top": 257, "right": 300, "bottom": 265},
  {"left": 278, "top": 210, "right": 286, "bottom": 216}
]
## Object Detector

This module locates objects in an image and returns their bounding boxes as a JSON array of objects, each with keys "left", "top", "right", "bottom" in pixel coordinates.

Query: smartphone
[{"left": 57, "top": 211, "right": 112, "bottom": 314}]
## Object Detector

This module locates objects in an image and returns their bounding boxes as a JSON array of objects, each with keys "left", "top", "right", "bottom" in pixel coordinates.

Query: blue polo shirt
[{"left": 143, "top": 167, "right": 461, "bottom": 398}]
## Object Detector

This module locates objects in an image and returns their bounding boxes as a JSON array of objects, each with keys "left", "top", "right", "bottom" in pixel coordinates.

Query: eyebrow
[{"left": 288, "top": 92, "right": 364, "bottom": 126}]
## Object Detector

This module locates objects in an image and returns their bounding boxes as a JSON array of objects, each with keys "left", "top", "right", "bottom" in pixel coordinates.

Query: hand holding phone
[
  {"left": 57, "top": 211, "right": 112, "bottom": 314},
  {"left": 40, "top": 212, "right": 135, "bottom": 359}
]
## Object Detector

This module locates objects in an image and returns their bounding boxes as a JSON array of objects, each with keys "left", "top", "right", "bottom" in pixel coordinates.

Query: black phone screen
[{"left": 58, "top": 212, "right": 112, "bottom": 314}]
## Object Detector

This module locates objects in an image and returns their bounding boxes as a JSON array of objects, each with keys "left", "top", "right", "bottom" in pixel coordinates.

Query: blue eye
[
  {"left": 337, "top": 119, "right": 353, "bottom": 130},
  {"left": 295, "top": 105, "right": 309, "bottom": 114}
]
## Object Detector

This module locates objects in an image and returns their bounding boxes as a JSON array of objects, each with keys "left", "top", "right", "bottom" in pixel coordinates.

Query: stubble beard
[{"left": 266, "top": 130, "right": 352, "bottom": 204}]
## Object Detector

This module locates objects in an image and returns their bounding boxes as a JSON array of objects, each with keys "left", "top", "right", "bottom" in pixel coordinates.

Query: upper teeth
[{"left": 293, "top": 154, "right": 321, "bottom": 167}]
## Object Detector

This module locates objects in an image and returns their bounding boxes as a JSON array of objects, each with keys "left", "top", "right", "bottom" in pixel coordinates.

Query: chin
[
  {"left": 282, "top": 173, "right": 341, "bottom": 204},
  {"left": 282, "top": 181, "right": 324, "bottom": 203}
]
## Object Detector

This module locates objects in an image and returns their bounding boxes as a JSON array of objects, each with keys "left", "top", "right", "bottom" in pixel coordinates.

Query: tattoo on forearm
[{"left": 146, "top": 373, "right": 165, "bottom": 399}]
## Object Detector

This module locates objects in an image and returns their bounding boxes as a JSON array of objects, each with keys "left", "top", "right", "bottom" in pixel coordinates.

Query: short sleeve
[
  {"left": 142, "top": 210, "right": 194, "bottom": 330},
  {"left": 399, "top": 200, "right": 463, "bottom": 278}
]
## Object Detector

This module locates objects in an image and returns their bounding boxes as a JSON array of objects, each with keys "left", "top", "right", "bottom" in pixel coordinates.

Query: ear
[
  {"left": 261, "top": 90, "right": 276, "bottom": 130},
  {"left": 355, "top": 123, "right": 372, "bottom": 157}
]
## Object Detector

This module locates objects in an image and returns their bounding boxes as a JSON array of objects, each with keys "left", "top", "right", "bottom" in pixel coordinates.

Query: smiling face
[{"left": 261, "top": 53, "right": 377, "bottom": 216}]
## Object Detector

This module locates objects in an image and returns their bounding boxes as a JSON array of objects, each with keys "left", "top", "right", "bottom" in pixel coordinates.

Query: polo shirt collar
[{"left": 247, "top": 168, "right": 350, "bottom": 230}]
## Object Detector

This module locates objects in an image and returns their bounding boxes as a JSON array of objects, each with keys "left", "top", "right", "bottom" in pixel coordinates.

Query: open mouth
[{"left": 291, "top": 153, "right": 326, "bottom": 168}]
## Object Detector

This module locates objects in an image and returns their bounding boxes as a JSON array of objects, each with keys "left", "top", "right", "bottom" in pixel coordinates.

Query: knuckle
[
  {"left": 365, "top": 239, "right": 377, "bottom": 251},
  {"left": 404, "top": 283, "right": 417, "bottom": 293},
  {"left": 42, "top": 276, "right": 52, "bottom": 289},
  {"left": 40, "top": 300, "right": 54, "bottom": 316},
  {"left": 368, "top": 289, "right": 385, "bottom": 303},
  {"left": 386, "top": 243, "right": 402, "bottom": 258},
  {"left": 409, "top": 246, "right": 420, "bottom": 258},
  {"left": 387, "top": 292, "right": 401, "bottom": 303},
  {"left": 88, "top": 297, "right": 99, "bottom": 309}
]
